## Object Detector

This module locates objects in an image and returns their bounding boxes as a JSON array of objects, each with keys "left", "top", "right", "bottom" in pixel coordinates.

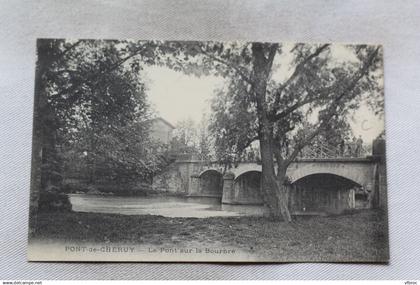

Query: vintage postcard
[{"left": 28, "top": 39, "right": 388, "bottom": 262}]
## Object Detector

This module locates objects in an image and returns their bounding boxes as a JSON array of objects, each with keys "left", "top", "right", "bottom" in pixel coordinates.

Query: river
[{"left": 68, "top": 194, "right": 268, "bottom": 218}]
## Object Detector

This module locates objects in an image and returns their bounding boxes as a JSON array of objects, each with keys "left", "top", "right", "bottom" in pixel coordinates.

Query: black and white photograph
[{"left": 27, "top": 39, "right": 388, "bottom": 262}]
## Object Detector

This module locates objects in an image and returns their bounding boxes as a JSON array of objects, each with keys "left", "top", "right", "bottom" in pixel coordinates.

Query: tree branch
[
  {"left": 284, "top": 46, "right": 380, "bottom": 166},
  {"left": 238, "top": 135, "right": 259, "bottom": 152},
  {"left": 199, "top": 46, "right": 254, "bottom": 86},
  {"left": 271, "top": 44, "right": 330, "bottom": 112},
  {"left": 58, "top": 40, "right": 82, "bottom": 61},
  {"left": 273, "top": 145, "right": 284, "bottom": 172},
  {"left": 266, "top": 43, "right": 279, "bottom": 74},
  {"left": 286, "top": 122, "right": 324, "bottom": 166},
  {"left": 269, "top": 95, "right": 315, "bottom": 121},
  {"left": 51, "top": 46, "right": 146, "bottom": 104}
]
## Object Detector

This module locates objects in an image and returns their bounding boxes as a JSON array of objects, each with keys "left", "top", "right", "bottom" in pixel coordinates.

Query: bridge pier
[
  {"left": 188, "top": 170, "right": 224, "bottom": 197},
  {"left": 222, "top": 171, "right": 264, "bottom": 205},
  {"left": 221, "top": 172, "right": 235, "bottom": 204},
  {"left": 188, "top": 173, "right": 201, "bottom": 196}
]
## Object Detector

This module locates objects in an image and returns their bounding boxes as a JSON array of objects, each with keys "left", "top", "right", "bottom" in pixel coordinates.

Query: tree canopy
[
  {"left": 35, "top": 39, "right": 176, "bottom": 190},
  {"left": 204, "top": 43, "right": 383, "bottom": 164}
]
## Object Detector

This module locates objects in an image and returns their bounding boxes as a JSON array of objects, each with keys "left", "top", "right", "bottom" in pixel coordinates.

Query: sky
[
  {"left": 144, "top": 66, "right": 224, "bottom": 123},
  {"left": 142, "top": 45, "right": 384, "bottom": 143}
]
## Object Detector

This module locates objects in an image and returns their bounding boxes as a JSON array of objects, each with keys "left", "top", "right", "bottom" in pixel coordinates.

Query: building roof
[{"left": 150, "top": 117, "right": 175, "bottom": 129}]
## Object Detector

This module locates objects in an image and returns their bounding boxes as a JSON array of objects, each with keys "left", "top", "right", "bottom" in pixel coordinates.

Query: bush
[
  {"left": 96, "top": 182, "right": 152, "bottom": 196},
  {"left": 61, "top": 179, "right": 91, "bottom": 194},
  {"left": 62, "top": 178, "right": 154, "bottom": 196},
  {"left": 38, "top": 190, "right": 72, "bottom": 212}
]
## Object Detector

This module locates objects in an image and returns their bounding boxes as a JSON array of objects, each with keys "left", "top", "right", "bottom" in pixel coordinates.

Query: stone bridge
[
  {"left": 152, "top": 140, "right": 387, "bottom": 215},
  {"left": 193, "top": 158, "right": 376, "bottom": 186}
]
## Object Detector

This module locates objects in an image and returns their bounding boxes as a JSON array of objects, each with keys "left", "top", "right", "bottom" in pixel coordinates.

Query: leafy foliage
[
  {"left": 170, "top": 115, "right": 214, "bottom": 160},
  {"left": 207, "top": 43, "right": 383, "bottom": 165},
  {"left": 36, "top": 39, "right": 175, "bottom": 191}
]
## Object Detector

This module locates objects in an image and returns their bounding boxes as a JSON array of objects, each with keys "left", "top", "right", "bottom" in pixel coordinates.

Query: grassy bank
[{"left": 31, "top": 209, "right": 389, "bottom": 262}]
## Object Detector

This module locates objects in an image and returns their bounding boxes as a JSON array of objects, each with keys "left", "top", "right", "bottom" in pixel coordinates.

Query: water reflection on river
[{"left": 69, "top": 194, "right": 268, "bottom": 218}]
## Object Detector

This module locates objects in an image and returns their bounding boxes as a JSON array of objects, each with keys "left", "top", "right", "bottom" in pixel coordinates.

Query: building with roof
[{"left": 150, "top": 117, "right": 175, "bottom": 144}]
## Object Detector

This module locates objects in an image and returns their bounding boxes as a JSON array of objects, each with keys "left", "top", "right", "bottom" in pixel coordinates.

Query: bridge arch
[
  {"left": 231, "top": 170, "right": 264, "bottom": 204},
  {"left": 198, "top": 169, "right": 223, "bottom": 197},
  {"left": 286, "top": 161, "right": 374, "bottom": 188},
  {"left": 289, "top": 173, "right": 363, "bottom": 214},
  {"left": 227, "top": 160, "right": 375, "bottom": 189},
  {"left": 232, "top": 164, "right": 262, "bottom": 179},
  {"left": 198, "top": 168, "right": 223, "bottom": 177},
  {"left": 291, "top": 172, "right": 362, "bottom": 187}
]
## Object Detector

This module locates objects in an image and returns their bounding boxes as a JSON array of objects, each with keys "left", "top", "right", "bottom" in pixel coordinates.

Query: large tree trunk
[
  {"left": 251, "top": 43, "right": 292, "bottom": 222},
  {"left": 30, "top": 40, "right": 68, "bottom": 226},
  {"left": 259, "top": 123, "right": 292, "bottom": 222},
  {"left": 274, "top": 165, "right": 292, "bottom": 222},
  {"left": 87, "top": 131, "right": 97, "bottom": 185},
  {"left": 30, "top": 54, "right": 59, "bottom": 234}
]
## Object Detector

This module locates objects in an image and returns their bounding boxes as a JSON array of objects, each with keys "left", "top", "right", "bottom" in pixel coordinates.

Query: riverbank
[{"left": 31, "top": 209, "right": 389, "bottom": 262}]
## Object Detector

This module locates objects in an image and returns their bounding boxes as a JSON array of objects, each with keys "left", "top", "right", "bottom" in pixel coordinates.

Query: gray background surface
[{"left": 1, "top": 0, "right": 419, "bottom": 279}]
